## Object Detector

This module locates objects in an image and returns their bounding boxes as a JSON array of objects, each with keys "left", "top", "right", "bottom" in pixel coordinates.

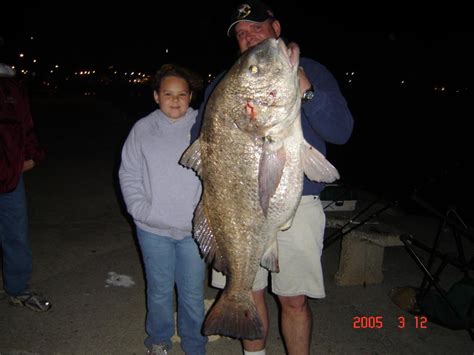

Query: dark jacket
[{"left": 0, "top": 74, "right": 44, "bottom": 193}]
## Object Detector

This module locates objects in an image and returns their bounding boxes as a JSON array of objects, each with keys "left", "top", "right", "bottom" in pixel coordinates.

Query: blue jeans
[
  {"left": 0, "top": 176, "right": 32, "bottom": 296},
  {"left": 137, "top": 227, "right": 207, "bottom": 354}
]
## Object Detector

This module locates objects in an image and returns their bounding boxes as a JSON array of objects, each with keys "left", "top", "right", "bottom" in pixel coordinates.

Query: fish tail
[{"left": 203, "top": 291, "right": 263, "bottom": 340}]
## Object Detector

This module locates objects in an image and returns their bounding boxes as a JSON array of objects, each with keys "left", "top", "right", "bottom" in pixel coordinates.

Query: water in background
[
  {"left": 330, "top": 80, "right": 473, "bottom": 224},
  {"left": 29, "top": 79, "right": 473, "bottom": 225}
]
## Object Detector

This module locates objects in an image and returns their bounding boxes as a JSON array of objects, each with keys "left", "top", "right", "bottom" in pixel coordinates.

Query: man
[
  {"left": 0, "top": 37, "right": 51, "bottom": 312},
  {"left": 191, "top": 2, "right": 353, "bottom": 354}
]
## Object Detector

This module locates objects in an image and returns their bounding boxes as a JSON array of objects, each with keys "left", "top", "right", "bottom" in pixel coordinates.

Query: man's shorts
[{"left": 211, "top": 195, "right": 326, "bottom": 298}]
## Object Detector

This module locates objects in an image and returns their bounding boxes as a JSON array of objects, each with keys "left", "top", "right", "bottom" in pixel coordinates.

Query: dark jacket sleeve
[
  {"left": 299, "top": 57, "right": 354, "bottom": 196},
  {"left": 300, "top": 57, "right": 354, "bottom": 145},
  {"left": 20, "top": 84, "right": 45, "bottom": 164},
  {"left": 190, "top": 72, "right": 226, "bottom": 142}
]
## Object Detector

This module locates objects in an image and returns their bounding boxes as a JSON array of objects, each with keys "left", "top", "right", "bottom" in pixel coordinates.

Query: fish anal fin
[
  {"left": 260, "top": 237, "right": 279, "bottom": 273},
  {"left": 280, "top": 217, "right": 293, "bottom": 231}
]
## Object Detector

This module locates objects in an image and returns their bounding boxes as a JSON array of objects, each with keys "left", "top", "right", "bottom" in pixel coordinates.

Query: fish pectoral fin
[
  {"left": 301, "top": 141, "right": 340, "bottom": 182},
  {"left": 179, "top": 138, "right": 202, "bottom": 177},
  {"left": 260, "top": 237, "right": 279, "bottom": 273},
  {"left": 193, "top": 201, "right": 228, "bottom": 273},
  {"left": 258, "top": 142, "right": 286, "bottom": 217}
]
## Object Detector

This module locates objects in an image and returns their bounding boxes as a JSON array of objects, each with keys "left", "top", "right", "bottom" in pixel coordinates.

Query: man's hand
[
  {"left": 22, "top": 159, "right": 35, "bottom": 172},
  {"left": 286, "top": 42, "right": 310, "bottom": 97},
  {"left": 298, "top": 66, "right": 312, "bottom": 96}
]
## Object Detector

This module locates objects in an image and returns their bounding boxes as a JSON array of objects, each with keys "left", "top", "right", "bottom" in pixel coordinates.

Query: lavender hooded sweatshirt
[{"left": 119, "top": 108, "right": 201, "bottom": 239}]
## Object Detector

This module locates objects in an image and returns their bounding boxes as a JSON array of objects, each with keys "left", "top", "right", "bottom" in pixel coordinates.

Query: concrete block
[{"left": 334, "top": 224, "right": 404, "bottom": 286}]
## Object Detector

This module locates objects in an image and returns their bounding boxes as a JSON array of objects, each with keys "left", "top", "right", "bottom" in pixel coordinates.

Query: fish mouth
[
  {"left": 274, "top": 38, "right": 300, "bottom": 70},
  {"left": 284, "top": 41, "right": 300, "bottom": 69}
]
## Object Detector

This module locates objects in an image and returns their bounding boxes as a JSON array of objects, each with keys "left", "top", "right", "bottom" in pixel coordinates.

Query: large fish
[{"left": 180, "top": 38, "right": 339, "bottom": 339}]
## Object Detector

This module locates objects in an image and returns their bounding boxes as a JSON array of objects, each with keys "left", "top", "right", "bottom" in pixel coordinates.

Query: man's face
[{"left": 234, "top": 19, "right": 281, "bottom": 53}]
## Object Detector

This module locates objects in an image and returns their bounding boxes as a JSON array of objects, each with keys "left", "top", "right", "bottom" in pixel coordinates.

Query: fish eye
[{"left": 249, "top": 65, "right": 258, "bottom": 74}]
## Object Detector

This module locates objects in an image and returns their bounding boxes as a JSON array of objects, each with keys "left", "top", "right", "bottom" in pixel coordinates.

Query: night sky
[
  {"left": 2, "top": 2, "right": 474, "bottom": 82},
  {"left": 2, "top": 2, "right": 474, "bottom": 214}
]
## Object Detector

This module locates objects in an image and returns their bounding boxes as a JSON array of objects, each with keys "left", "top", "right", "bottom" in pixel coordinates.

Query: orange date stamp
[{"left": 352, "top": 315, "right": 428, "bottom": 329}]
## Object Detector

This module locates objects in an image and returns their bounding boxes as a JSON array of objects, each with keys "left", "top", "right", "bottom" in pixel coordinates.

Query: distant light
[
  {"left": 401, "top": 80, "right": 405, "bottom": 85},
  {"left": 33, "top": 59, "right": 37, "bottom": 63},
  {"left": 165, "top": 48, "right": 169, "bottom": 54},
  {"left": 30, "top": 36, "right": 34, "bottom": 40},
  {"left": 50, "top": 70, "right": 54, "bottom": 73},
  {"left": 55, "top": 64, "right": 59, "bottom": 68},
  {"left": 19, "top": 53, "right": 24, "bottom": 58}
]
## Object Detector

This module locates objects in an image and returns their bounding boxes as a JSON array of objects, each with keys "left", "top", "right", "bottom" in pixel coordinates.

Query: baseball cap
[{"left": 227, "top": 1, "right": 275, "bottom": 37}]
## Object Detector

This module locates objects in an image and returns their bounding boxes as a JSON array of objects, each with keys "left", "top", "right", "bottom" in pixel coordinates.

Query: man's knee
[{"left": 278, "top": 294, "right": 308, "bottom": 312}]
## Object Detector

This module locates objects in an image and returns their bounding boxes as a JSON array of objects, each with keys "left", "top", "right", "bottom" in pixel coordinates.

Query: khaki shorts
[{"left": 211, "top": 195, "right": 326, "bottom": 298}]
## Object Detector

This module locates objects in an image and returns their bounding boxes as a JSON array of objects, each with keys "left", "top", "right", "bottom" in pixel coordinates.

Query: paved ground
[{"left": 1, "top": 97, "right": 472, "bottom": 354}]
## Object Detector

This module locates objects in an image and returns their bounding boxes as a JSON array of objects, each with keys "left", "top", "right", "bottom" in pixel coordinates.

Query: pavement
[{"left": 1, "top": 97, "right": 473, "bottom": 354}]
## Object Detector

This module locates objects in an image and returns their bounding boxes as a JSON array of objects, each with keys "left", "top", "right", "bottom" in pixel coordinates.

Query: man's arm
[
  {"left": 21, "top": 83, "right": 45, "bottom": 167},
  {"left": 300, "top": 58, "right": 354, "bottom": 145}
]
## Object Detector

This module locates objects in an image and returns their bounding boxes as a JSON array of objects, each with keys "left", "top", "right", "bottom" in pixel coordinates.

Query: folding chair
[
  {"left": 323, "top": 198, "right": 395, "bottom": 250},
  {"left": 400, "top": 192, "right": 474, "bottom": 340}
]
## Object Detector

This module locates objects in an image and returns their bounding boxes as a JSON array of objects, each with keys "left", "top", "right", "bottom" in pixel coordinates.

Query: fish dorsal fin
[
  {"left": 301, "top": 141, "right": 340, "bottom": 182},
  {"left": 180, "top": 138, "right": 202, "bottom": 177},
  {"left": 193, "top": 201, "right": 227, "bottom": 273},
  {"left": 258, "top": 139, "right": 286, "bottom": 217}
]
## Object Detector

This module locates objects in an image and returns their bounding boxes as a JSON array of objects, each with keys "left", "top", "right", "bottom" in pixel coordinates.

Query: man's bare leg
[
  {"left": 278, "top": 295, "right": 312, "bottom": 355},
  {"left": 242, "top": 288, "right": 268, "bottom": 352}
]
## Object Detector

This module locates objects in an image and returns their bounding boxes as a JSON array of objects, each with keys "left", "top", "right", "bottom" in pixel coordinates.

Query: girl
[{"left": 119, "top": 64, "right": 206, "bottom": 355}]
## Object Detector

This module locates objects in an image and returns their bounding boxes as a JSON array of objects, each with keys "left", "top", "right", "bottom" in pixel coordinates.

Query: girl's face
[{"left": 154, "top": 76, "right": 192, "bottom": 119}]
